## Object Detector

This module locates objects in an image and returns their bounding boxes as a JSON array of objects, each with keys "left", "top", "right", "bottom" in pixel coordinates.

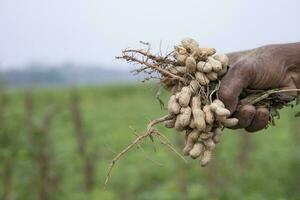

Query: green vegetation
[{"left": 0, "top": 84, "right": 299, "bottom": 200}]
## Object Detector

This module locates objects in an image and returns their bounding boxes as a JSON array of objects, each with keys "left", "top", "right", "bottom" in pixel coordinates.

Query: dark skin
[{"left": 218, "top": 42, "right": 300, "bottom": 132}]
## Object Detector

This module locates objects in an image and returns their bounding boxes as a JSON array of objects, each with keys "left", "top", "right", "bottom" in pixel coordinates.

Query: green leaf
[
  {"left": 296, "top": 95, "right": 300, "bottom": 105},
  {"left": 295, "top": 111, "right": 300, "bottom": 117},
  {"left": 155, "top": 87, "right": 166, "bottom": 110},
  {"left": 149, "top": 134, "right": 154, "bottom": 142},
  {"left": 271, "top": 117, "right": 276, "bottom": 126}
]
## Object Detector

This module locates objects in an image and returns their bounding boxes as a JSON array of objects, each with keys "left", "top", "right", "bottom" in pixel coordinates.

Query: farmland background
[{"left": 0, "top": 83, "right": 299, "bottom": 200}]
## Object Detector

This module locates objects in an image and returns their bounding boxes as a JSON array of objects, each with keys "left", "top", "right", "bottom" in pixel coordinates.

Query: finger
[
  {"left": 245, "top": 107, "right": 270, "bottom": 132},
  {"left": 218, "top": 61, "right": 254, "bottom": 113},
  {"left": 231, "top": 104, "right": 256, "bottom": 129}
]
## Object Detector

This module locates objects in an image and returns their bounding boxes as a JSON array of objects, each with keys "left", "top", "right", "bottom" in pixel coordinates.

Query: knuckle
[
  {"left": 240, "top": 105, "right": 256, "bottom": 117},
  {"left": 256, "top": 108, "right": 270, "bottom": 119},
  {"left": 218, "top": 85, "right": 235, "bottom": 102}
]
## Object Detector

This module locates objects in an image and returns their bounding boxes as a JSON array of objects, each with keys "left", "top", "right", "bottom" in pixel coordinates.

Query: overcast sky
[{"left": 0, "top": 0, "right": 299, "bottom": 69}]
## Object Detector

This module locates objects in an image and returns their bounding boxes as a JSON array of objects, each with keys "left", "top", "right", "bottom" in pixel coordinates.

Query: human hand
[{"left": 218, "top": 42, "right": 300, "bottom": 132}]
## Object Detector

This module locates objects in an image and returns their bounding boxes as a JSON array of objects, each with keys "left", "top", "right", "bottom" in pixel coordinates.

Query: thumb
[{"left": 218, "top": 61, "right": 253, "bottom": 113}]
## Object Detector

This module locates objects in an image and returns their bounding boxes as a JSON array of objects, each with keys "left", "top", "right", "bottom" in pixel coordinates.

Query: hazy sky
[{"left": 0, "top": 0, "right": 299, "bottom": 69}]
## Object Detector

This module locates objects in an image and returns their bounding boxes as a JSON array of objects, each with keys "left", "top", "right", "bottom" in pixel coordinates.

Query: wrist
[
  {"left": 282, "top": 43, "right": 300, "bottom": 89},
  {"left": 281, "top": 42, "right": 300, "bottom": 67}
]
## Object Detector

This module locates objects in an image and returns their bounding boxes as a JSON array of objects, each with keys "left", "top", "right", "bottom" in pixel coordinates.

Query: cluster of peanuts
[{"left": 164, "top": 38, "right": 238, "bottom": 166}]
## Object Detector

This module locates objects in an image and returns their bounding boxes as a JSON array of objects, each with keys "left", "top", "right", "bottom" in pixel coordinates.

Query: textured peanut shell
[
  {"left": 183, "top": 129, "right": 200, "bottom": 155},
  {"left": 203, "top": 105, "right": 214, "bottom": 124},
  {"left": 201, "top": 150, "right": 212, "bottom": 166},
  {"left": 200, "top": 132, "right": 213, "bottom": 140},
  {"left": 175, "top": 54, "right": 187, "bottom": 65},
  {"left": 214, "top": 99, "right": 225, "bottom": 107},
  {"left": 208, "top": 57, "right": 222, "bottom": 72},
  {"left": 178, "top": 107, "right": 192, "bottom": 127},
  {"left": 189, "top": 80, "right": 200, "bottom": 94},
  {"left": 170, "top": 66, "right": 187, "bottom": 75},
  {"left": 168, "top": 95, "right": 181, "bottom": 114},
  {"left": 181, "top": 38, "right": 199, "bottom": 52},
  {"left": 206, "top": 71, "right": 218, "bottom": 81},
  {"left": 175, "top": 45, "right": 188, "bottom": 55},
  {"left": 174, "top": 116, "right": 185, "bottom": 132},
  {"left": 196, "top": 61, "right": 205, "bottom": 72},
  {"left": 212, "top": 128, "right": 222, "bottom": 143},
  {"left": 213, "top": 54, "right": 229, "bottom": 68},
  {"left": 221, "top": 117, "right": 239, "bottom": 127},
  {"left": 178, "top": 87, "right": 192, "bottom": 107},
  {"left": 164, "top": 119, "right": 176, "bottom": 128},
  {"left": 203, "top": 62, "right": 213, "bottom": 73},
  {"left": 191, "top": 96, "right": 206, "bottom": 131},
  {"left": 203, "top": 138, "right": 216, "bottom": 150},
  {"left": 198, "top": 48, "right": 216, "bottom": 58},
  {"left": 189, "top": 118, "right": 196, "bottom": 129},
  {"left": 195, "top": 72, "right": 210, "bottom": 86},
  {"left": 215, "top": 107, "right": 231, "bottom": 117},
  {"left": 185, "top": 56, "right": 197, "bottom": 73},
  {"left": 189, "top": 142, "right": 204, "bottom": 159}
]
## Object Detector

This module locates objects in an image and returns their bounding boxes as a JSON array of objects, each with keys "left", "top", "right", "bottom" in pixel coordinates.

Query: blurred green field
[{"left": 0, "top": 84, "right": 300, "bottom": 200}]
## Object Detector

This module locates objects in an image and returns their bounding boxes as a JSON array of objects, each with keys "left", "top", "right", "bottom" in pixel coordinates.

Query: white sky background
[{"left": 0, "top": 0, "right": 299, "bottom": 69}]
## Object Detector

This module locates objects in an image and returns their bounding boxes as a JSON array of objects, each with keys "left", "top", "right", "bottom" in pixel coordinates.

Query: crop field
[{"left": 0, "top": 84, "right": 299, "bottom": 200}]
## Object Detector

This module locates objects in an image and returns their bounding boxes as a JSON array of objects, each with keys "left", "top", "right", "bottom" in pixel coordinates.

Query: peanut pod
[
  {"left": 189, "top": 118, "right": 195, "bottom": 129},
  {"left": 198, "top": 48, "right": 216, "bottom": 58},
  {"left": 215, "top": 107, "right": 231, "bottom": 117},
  {"left": 200, "top": 132, "right": 214, "bottom": 140},
  {"left": 196, "top": 61, "right": 205, "bottom": 72},
  {"left": 174, "top": 119, "right": 185, "bottom": 132},
  {"left": 189, "top": 80, "right": 200, "bottom": 94},
  {"left": 175, "top": 54, "right": 187, "bottom": 65},
  {"left": 203, "top": 105, "right": 214, "bottom": 124},
  {"left": 168, "top": 95, "right": 181, "bottom": 114},
  {"left": 203, "top": 62, "right": 213, "bottom": 73},
  {"left": 213, "top": 54, "right": 229, "bottom": 68},
  {"left": 177, "top": 107, "right": 192, "bottom": 128},
  {"left": 213, "top": 127, "right": 223, "bottom": 143},
  {"left": 181, "top": 38, "right": 199, "bottom": 53},
  {"left": 178, "top": 87, "right": 192, "bottom": 107},
  {"left": 183, "top": 129, "right": 200, "bottom": 155},
  {"left": 164, "top": 118, "right": 176, "bottom": 128},
  {"left": 206, "top": 71, "right": 218, "bottom": 81},
  {"left": 210, "top": 99, "right": 225, "bottom": 112},
  {"left": 203, "top": 138, "right": 216, "bottom": 150},
  {"left": 185, "top": 56, "right": 197, "bottom": 73},
  {"left": 201, "top": 150, "right": 212, "bottom": 167},
  {"left": 170, "top": 66, "right": 187, "bottom": 75},
  {"left": 175, "top": 45, "right": 188, "bottom": 55},
  {"left": 195, "top": 72, "right": 209, "bottom": 86},
  {"left": 218, "top": 116, "right": 239, "bottom": 127},
  {"left": 191, "top": 96, "right": 206, "bottom": 131},
  {"left": 189, "top": 142, "right": 204, "bottom": 159},
  {"left": 208, "top": 57, "right": 222, "bottom": 72},
  {"left": 213, "top": 99, "right": 225, "bottom": 107}
]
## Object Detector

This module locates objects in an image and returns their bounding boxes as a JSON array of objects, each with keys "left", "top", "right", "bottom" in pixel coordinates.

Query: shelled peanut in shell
[{"left": 163, "top": 38, "right": 238, "bottom": 166}]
